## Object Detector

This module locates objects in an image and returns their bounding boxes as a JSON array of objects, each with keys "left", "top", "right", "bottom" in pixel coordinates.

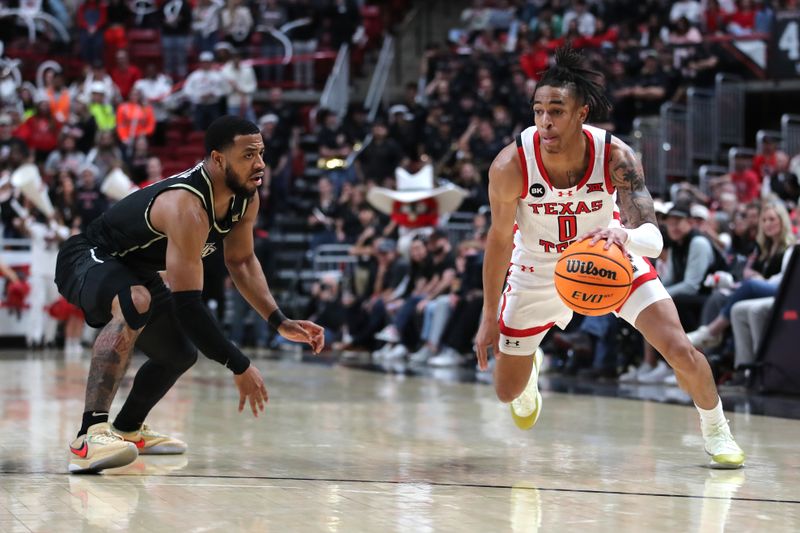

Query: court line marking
[{"left": 4, "top": 471, "right": 798, "bottom": 505}]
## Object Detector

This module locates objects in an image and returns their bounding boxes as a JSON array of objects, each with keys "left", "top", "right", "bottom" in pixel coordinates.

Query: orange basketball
[{"left": 554, "top": 239, "right": 634, "bottom": 316}]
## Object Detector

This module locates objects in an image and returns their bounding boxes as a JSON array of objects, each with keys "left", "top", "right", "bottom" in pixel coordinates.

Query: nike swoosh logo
[
  {"left": 90, "top": 412, "right": 108, "bottom": 417},
  {"left": 70, "top": 441, "right": 88, "bottom": 458}
]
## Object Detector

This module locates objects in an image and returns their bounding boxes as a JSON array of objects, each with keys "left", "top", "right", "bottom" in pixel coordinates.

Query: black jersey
[{"left": 85, "top": 163, "right": 250, "bottom": 272}]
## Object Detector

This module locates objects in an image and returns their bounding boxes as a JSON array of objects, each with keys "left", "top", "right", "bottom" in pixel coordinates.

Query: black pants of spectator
[
  {"left": 672, "top": 293, "right": 709, "bottom": 332},
  {"left": 440, "top": 296, "right": 483, "bottom": 354},
  {"left": 347, "top": 298, "right": 389, "bottom": 350}
]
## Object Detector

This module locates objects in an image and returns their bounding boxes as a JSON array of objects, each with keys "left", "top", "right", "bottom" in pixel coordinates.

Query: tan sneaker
[
  {"left": 113, "top": 423, "right": 188, "bottom": 455},
  {"left": 68, "top": 422, "right": 138, "bottom": 474}
]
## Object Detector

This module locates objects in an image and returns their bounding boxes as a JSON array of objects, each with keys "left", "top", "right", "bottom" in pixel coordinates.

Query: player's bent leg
[
  {"left": 113, "top": 304, "right": 195, "bottom": 454},
  {"left": 495, "top": 332, "right": 546, "bottom": 430},
  {"left": 633, "top": 298, "right": 745, "bottom": 469}
]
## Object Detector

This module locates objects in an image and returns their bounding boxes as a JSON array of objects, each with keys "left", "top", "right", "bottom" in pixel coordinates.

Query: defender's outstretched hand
[{"left": 278, "top": 320, "right": 326, "bottom": 354}]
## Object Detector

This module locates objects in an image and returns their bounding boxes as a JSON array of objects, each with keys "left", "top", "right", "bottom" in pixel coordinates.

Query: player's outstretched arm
[
  {"left": 224, "top": 194, "right": 325, "bottom": 354},
  {"left": 580, "top": 139, "right": 663, "bottom": 258},
  {"left": 475, "top": 143, "right": 523, "bottom": 370},
  {"left": 151, "top": 190, "right": 267, "bottom": 417}
]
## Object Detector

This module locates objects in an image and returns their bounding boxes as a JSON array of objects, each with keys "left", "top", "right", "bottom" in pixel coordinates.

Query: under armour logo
[
  {"left": 518, "top": 265, "right": 535, "bottom": 273},
  {"left": 505, "top": 339, "right": 520, "bottom": 347},
  {"left": 587, "top": 183, "right": 604, "bottom": 193},
  {"left": 557, "top": 190, "right": 574, "bottom": 197}
]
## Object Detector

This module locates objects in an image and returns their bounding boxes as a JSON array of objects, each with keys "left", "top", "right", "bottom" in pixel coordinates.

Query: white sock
[{"left": 696, "top": 397, "right": 726, "bottom": 437}]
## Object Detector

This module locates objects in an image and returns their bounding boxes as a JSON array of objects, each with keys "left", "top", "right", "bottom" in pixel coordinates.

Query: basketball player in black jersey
[{"left": 56, "top": 116, "right": 325, "bottom": 473}]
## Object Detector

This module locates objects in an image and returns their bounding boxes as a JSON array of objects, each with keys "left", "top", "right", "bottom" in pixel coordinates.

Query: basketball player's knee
[
  {"left": 171, "top": 348, "right": 198, "bottom": 373},
  {"left": 665, "top": 337, "right": 704, "bottom": 373},
  {"left": 495, "top": 380, "right": 526, "bottom": 403},
  {"left": 116, "top": 285, "right": 152, "bottom": 330}
]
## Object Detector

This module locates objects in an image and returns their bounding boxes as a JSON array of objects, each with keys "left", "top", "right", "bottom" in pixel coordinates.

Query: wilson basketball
[{"left": 554, "top": 239, "right": 634, "bottom": 316}]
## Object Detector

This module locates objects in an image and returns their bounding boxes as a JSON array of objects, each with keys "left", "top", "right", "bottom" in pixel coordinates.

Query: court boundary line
[{"left": 5, "top": 471, "right": 799, "bottom": 505}]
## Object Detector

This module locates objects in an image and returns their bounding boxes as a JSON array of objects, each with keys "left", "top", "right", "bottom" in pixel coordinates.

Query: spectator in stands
[
  {"left": 339, "top": 237, "right": 409, "bottom": 352},
  {"left": 82, "top": 62, "right": 118, "bottom": 106},
  {"left": 0, "top": 113, "right": 29, "bottom": 171},
  {"left": 667, "top": 16, "right": 702, "bottom": 44},
  {"left": 724, "top": 153, "right": 761, "bottom": 203},
  {"left": 703, "top": 0, "right": 727, "bottom": 33},
  {"left": 304, "top": 273, "right": 346, "bottom": 347},
  {"left": 387, "top": 105, "right": 419, "bottom": 160},
  {"left": 689, "top": 200, "right": 796, "bottom": 349},
  {"left": 115, "top": 88, "right": 156, "bottom": 150},
  {"left": 126, "top": 136, "right": 151, "bottom": 183},
  {"left": 553, "top": 314, "right": 621, "bottom": 379},
  {"left": 87, "top": 82, "right": 116, "bottom": 132},
  {"left": 183, "top": 52, "right": 228, "bottom": 130},
  {"left": 139, "top": 157, "right": 165, "bottom": 188},
  {"left": 316, "top": 108, "right": 355, "bottom": 193},
  {"left": 257, "top": 113, "right": 290, "bottom": 208},
  {"left": 286, "top": 0, "right": 320, "bottom": 88},
  {"left": 85, "top": 130, "right": 123, "bottom": 180},
  {"left": 753, "top": 134, "right": 789, "bottom": 182},
  {"left": 132, "top": 64, "right": 173, "bottom": 146},
  {"left": 218, "top": 45, "right": 258, "bottom": 123},
  {"left": 77, "top": 0, "right": 108, "bottom": 65},
  {"left": 193, "top": 0, "right": 222, "bottom": 54},
  {"left": 356, "top": 121, "right": 404, "bottom": 185},
  {"left": 42, "top": 71, "right": 71, "bottom": 124},
  {"left": 51, "top": 170, "right": 80, "bottom": 231},
  {"left": 74, "top": 163, "right": 108, "bottom": 231},
  {"left": 256, "top": 0, "right": 288, "bottom": 83},
  {"left": 68, "top": 101, "right": 99, "bottom": 154},
  {"left": 220, "top": 0, "right": 255, "bottom": 50},
  {"left": 770, "top": 163, "right": 799, "bottom": 206},
  {"left": 110, "top": 50, "right": 141, "bottom": 101},
  {"left": 561, "top": 0, "right": 596, "bottom": 37},
  {"left": 262, "top": 87, "right": 298, "bottom": 139},
  {"left": 161, "top": 0, "right": 193, "bottom": 79},
  {"left": 453, "top": 161, "right": 489, "bottom": 212},
  {"left": 754, "top": 0, "right": 775, "bottom": 33},
  {"left": 307, "top": 175, "right": 339, "bottom": 249},
  {"left": 321, "top": 0, "right": 361, "bottom": 49},
  {"left": 14, "top": 98, "right": 62, "bottom": 162},
  {"left": 726, "top": 0, "right": 757, "bottom": 34},
  {"left": 729, "top": 296, "right": 773, "bottom": 382},
  {"left": 44, "top": 131, "right": 85, "bottom": 179}
]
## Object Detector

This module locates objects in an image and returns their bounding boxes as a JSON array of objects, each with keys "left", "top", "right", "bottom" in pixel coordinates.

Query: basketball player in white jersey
[{"left": 475, "top": 48, "right": 744, "bottom": 468}]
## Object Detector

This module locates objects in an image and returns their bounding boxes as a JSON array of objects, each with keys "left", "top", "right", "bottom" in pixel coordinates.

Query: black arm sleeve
[{"left": 172, "top": 290, "right": 251, "bottom": 374}]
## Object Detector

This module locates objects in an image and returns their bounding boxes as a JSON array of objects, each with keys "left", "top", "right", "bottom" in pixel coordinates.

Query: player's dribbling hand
[
  {"left": 233, "top": 365, "right": 269, "bottom": 417},
  {"left": 475, "top": 317, "right": 500, "bottom": 372},
  {"left": 278, "top": 320, "right": 326, "bottom": 354},
  {"left": 579, "top": 227, "right": 629, "bottom": 255}
]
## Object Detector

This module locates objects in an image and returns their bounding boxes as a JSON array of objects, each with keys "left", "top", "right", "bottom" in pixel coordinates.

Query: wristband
[
  {"left": 622, "top": 222, "right": 663, "bottom": 258},
  {"left": 268, "top": 308, "right": 288, "bottom": 330}
]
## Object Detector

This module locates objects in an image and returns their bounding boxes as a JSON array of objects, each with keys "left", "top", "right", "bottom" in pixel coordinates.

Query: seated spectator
[
  {"left": 316, "top": 108, "right": 355, "bottom": 194},
  {"left": 42, "top": 71, "right": 71, "bottom": 124},
  {"left": 0, "top": 113, "right": 29, "bottom": 170},
  {"left": 85, "top": 129, "right": 123, "bottom": 179},
  {"left": 689, "top": 200, "right": 796, "bottom": 349},
  {"left": 87, "top": 82, "right": 116, "bottom": 132},
  {"left": 218, "top": 45, "right": 257, "bottom": 122},
  {"left": 67, "top": 101, "right": 99, "bottom": 153},
  {"left": 720, "top": 153, "right": 761, "bottom": 203},
  {"left": 753, "top": 134, "right": 789, "bottom": 183},
  {"left": 304, "top": 273, "right": 346, "bottom": 347},
  {"left": 356, "top": 121, "right": 405, "bottom": 185},
  {"left": 726, "top": 0, "right": 756, "bottom": 34},
  {"left": 126, "top": 136, "right": 151, "bottom": 184},
  {"left": 452, "top": 161, "right": 489, "bottom": 212},
  {"left": 183, "top": 52, "right": 228, "bottom": 130},
  {"left": 14, "top": 98, "right": 62, "bottom": 162},
  {"left": 667, "top": 16, "right": 702, "bottom": 44},
  {"left": 562, "top": 0, "right": 596, "bottom": 37},
  {"left": 132, "top": 64, "right": 173, "bottom": 146},
  {"left": 44, "top": 132, "right": 85, "bottom": 178},
  {"left": 139, "top": 156, "right": 165, "bottom": 188},
  {"left": 703, "top": 0, "right": 727, "bottom": 33},
  {"left": 74, "top": 163, "right": 108, "bottom": 230},
  {"left": 307, "top": 176, "right": 340, "bottom": 249},
  {"left": 729, "top": 296, "right": 773, "bottom": 383}
]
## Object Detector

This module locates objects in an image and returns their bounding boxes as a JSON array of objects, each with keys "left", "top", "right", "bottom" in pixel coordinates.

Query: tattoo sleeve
[
  {"left": 610, "top": 146, "right": 658, "bottom": 228},
  {"left": 84, "top": 319, "right": 137, "bottom": 412}
]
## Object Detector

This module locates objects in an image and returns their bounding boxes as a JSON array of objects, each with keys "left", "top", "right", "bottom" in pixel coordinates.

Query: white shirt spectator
[
  {"left": 221, "top": 60, "right": 257, "bottom": 110},
  {"left": 220, "top": 4, "right": 254, "bottom": 43},
  {"left": 670, "top": 1, "right": 703, "bottom": 24},
  {"left": 133, "top": 73, "right": 173, "bottom": 122},
  {"left": 562, "top": 8, "right": 596, "bottom": 37},
  {"left": 183, "top": 66, "right": 229, "bottom": 105},
  {"left": 193, "top": 0, "right": 221, "bottom": 37}
]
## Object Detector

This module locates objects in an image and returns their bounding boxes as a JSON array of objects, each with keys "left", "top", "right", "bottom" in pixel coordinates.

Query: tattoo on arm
[
  {"left": 84, "top": 319, "right": 137, "bottom": 412},
  {"left": 611, "top": 147, "right": 657, "bottom": 228}
]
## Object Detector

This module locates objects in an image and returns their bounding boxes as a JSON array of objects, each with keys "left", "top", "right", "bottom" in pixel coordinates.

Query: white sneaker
[
  {"left": 663, "top": 373, "right": 679, "bottom": 386},
  {"left": 428, "top": 348, "right": 463, "bottom": 367},
  {"left": 69, "top": 423, "right": 139, "bottom": 474},
  {"left": 371, "top": 343, "right": 394, "bottom": 361},
  {"left": 687, "top": 325, "right": 723, "bottom": 351},
  {"left": 510, "top": 348, "right": 544, "bottom": 430},
  {"left": 384, "top": 344, "right": 408, "bottom": 360},
  {"left": 409, "top": 345, "right": 434, "bottom": 364},
  {"left": 638, "top": 361, "right": 673, "bottom": 384},
  {"left": 374, "top": 325, "right": 400, "bottom": 343},
  {"left": 618, "top": 362, "right": 654, "bottom": 383},
  {"left": 703, "top": 420, "right": 745, "bottom": 469}
]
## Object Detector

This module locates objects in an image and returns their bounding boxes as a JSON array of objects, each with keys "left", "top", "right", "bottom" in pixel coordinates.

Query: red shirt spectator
[
  {"left": 14, "top": 102, "right": 62, "bottom": 155},
  {"left": 731, "top": 167, "right": 760, "bottom": 203},
  {"left": 726, "top": 1, "right": 756, "bottom": 31},
  {"left": 703, "top": 0, "right": 725, "bottom": 33},
  {"left": 76, "top": 0, "right": 107, "bottom": 32},
  {"left": 110, "top": 50, "right": 142, "bottom": 100}
]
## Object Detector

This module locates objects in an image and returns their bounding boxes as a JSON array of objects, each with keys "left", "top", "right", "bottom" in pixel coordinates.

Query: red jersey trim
[
  {"left": 533, "top": 129, "right": 596, "bottom": 192},
  {"left": 515, "top": 134, "right": 529, "bottom": 199},
  {"left": 604, "top": 131, "right": 615, "bottom": 194},
  {"left": 615, "top": 258, "right": 659, "bottom": 313}
]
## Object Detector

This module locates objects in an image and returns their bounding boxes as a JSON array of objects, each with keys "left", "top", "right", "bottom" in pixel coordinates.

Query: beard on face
[{"left": 224, "top": 164, "right": 258, "bottom": 198}]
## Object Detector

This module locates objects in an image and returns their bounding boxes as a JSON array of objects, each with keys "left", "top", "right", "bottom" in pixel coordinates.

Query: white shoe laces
[
  {"left": 89, "top": 429, "right": 124, "bottom": 445},
  {"left": 705, "top": 421, "right": 743, "bottom": 455}
]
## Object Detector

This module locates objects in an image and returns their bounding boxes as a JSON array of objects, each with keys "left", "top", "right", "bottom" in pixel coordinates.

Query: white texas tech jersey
[{"left": 511, "top": 124, "right": 621, "bottom": 277}]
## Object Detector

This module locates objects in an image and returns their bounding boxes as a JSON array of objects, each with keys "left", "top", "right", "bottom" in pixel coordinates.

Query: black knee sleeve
[{"left": 117, "top": 289, "right": 152, "bottom": 330}]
